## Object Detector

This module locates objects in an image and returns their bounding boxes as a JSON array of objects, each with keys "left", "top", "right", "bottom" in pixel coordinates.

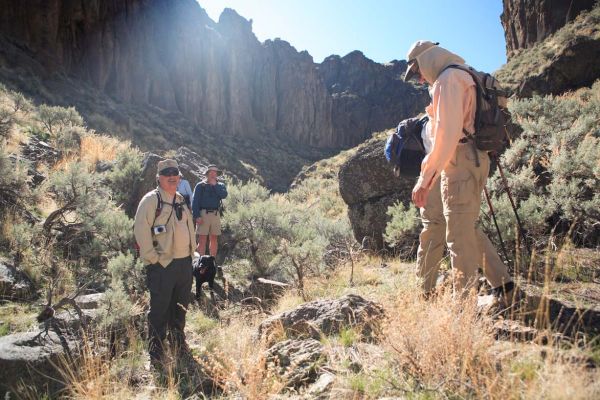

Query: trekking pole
[
  {"left": 493, "top": 156, "right": 532, "bottom": 255},
  {"left": 483, "top": 186, "right": 510, "bottom": 263}
]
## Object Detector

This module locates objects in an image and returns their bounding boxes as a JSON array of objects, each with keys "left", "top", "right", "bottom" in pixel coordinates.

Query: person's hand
[
  {"left": 412, "top": 184, "right": 430, "bottom": 208},
  {"left": 196, "top": 218, "right": 204, "bottom": 226}
]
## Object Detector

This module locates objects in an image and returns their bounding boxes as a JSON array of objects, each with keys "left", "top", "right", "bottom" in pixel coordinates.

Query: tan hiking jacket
[
  {"left": 414, "top": 46, "right": 476, "bottom": 190},
  {"left": 134, "top": 187, "right": 196, "bottom": 267}
]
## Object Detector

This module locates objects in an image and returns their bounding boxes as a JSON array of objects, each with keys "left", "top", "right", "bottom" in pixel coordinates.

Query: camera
[{"left": 152, "top": 225, "right": 167, "bottom": 235}]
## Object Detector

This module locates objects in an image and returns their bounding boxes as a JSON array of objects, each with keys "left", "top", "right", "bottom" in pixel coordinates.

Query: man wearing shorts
[{"left": 191, "top": 165, "right": 228, "bottom": 257}]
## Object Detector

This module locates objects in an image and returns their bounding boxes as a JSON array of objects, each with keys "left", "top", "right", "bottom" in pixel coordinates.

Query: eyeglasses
[{"left": 159, "top": 167, "right": 180, "bottom": 177}]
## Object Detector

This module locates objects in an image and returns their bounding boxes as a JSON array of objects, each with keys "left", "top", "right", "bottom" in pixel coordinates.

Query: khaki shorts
[{"left": 196, "top": 210, "right": 221, "bottom": 236}]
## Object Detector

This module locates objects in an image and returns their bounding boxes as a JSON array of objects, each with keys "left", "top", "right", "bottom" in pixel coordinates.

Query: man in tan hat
[
  {"left": 403, "top": 41, "right": 514, "bottom": 300},
  {"left": 134, "top": 159, "right": 196, "bottom": 366},
  {"left": 191, "top": 165, "right": 228, "bottom": 258}
]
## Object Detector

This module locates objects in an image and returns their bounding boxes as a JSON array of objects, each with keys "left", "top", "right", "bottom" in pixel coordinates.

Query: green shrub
[
  {"left": 43, "top": 162, "right": 135, "bottom": 288},
  {"left": 106, "top": 252, "right": 145, "bottom": 297},
  {"left": 9, "top": 91, "right": 33, "bottom": 114},
  {"left": 106, "top": 146, "right": 143, "bottom": 208},
  {"left": 0, "top": 106, "right": 13, "bottom": 138},
  {"left": 224, "top": 180, "right": 353, "bottom": 292},
  {"left": 384, "top": 201, "right": 420, "bottom": 258},
  {"left": 223, "top": 181, "right": 284, "bottom": 276},
  {"left": 37, "top": 104, "right": 84, "bottom": 139},
  {"left": 55, "top": 125, "right": 86, "bottom": 154},
  {"left": 487, "top": 82, "right": 600, "bottom": 250}
]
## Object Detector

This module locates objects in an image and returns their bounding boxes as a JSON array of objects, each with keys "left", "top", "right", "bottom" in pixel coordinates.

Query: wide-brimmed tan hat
[
  {"left": 205, "top": 165, "right": 222, "bottom": 176},
  {"left": 403, "top": 40, "right": 439, "bottom": 81},
  {"left": 157, "top": 159, "right": 179, "bottom": 174}
]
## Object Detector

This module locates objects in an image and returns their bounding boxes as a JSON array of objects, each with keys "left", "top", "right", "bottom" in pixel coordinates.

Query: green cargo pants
[
  {"left": 146, "top": 256, "right": 193, "bottom": 361},
  {"left": 416, "top": 144, "right": 512, "bottom": 294}
]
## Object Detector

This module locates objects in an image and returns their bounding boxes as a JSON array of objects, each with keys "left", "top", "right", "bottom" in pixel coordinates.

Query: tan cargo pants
[{"left": 416, "top": 143, "right": 512, "bottom": 294}]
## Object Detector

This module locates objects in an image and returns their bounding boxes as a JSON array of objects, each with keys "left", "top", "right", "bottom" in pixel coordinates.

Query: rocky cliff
[
  {"left": 320, "top": 51, "right": 428, "bottom": 148},
  {"left": 496, "top": 4, "right": 600, "bottom": 97},
  {"left": 501, "top": 0, "right": 596, "bottom": 59},
  {"left": 0, "top": 0, "right": 427, "bottom": 153}
]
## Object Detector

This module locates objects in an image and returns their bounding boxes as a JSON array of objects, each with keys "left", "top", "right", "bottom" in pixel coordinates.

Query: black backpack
[
  {"left": 445, "top": 64, "right": 510, "bottom": 153},
  {"left": 384, "top": 115, "right": 428, "bottom": 178}
]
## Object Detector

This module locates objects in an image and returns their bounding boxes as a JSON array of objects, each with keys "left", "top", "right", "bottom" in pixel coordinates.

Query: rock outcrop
[
  {"left": 319, "top": 51, "right": 429, "bottom": 148},
  {"left": 257, "top": 294, "right": 383, "bottom": 393},
  {"left": 257, "top": 294, "right": 384, "bottom": 345},
  {"left": 500, "top": 0, "right": 596, "bottom": 58},
  {"left": 266, "top": 338, "right": 324, "bottom": 388},
  {"left": 338, "top": 134, "right": 415, "bottom": 249},
  {"left": 496, "top": 4, "right": 600, "bottom": 98},
  {"left": 0, "top": 331, "right": 77, "bottom": 397},
  {"left": 0, "top": 258, "right": 35, "bottom": 301},
  {"left": 0, "top": 0, "right": 426, "bottom": 153}
]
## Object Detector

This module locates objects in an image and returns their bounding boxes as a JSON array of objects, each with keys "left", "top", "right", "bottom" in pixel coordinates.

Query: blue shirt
[
  {"left": 177, "top": 179, "right": 193, "bottom": 200},
  {"left": 192, "top": 181, "right": 228, "bottom": 219}
]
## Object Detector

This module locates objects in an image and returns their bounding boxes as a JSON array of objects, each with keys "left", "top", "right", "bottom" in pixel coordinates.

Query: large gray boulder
[
  {"left": 0, "top": 331, "right": 77, "bottom": 397},
  {"left": 257, "top": 294, "right": 384, "bottom": 345},
  {"left": 0, "top": 258, "right": 35, "bottom": 301},
  {"left": 338, "top": 134, "right": 416, "bottom": 249}
]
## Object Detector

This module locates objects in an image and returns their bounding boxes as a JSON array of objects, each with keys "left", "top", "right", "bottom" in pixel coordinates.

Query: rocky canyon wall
[{"left": 0, "top": 0, "right": 428, "bottom": 150}]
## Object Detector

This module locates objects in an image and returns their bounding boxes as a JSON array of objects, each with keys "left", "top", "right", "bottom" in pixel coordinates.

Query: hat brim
[{"left": 403, "top": 61, "right": 419, "bottom": 82}]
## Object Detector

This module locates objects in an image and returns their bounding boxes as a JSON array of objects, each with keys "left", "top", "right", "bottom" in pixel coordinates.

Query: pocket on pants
[{"left": 442, "top": 176, "right": 475, "bottom": 210}]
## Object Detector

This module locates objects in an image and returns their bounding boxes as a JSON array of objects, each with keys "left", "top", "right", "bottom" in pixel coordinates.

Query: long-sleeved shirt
[
  {"left": 415, "top": 67, "right": 476, "bottom": 191},
  {"left": 192, "top": 181, "right": 228, "bottom": 219},
  {"left": 134, "top": 187, "right": 195, "bottom": 267}
]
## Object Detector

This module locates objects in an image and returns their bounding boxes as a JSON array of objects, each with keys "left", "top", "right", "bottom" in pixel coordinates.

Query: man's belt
[{"left": 201, "top": 208, "right": 219, "bottom": 213}]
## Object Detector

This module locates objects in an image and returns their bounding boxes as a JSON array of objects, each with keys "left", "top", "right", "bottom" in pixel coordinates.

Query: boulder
[
  {"left": 74, "top": 292, "right": 105, "bottom": 310},
  {"left": 51, "top": 308, "right": 100, "bottom": 332},
  {"left": 0, "top": 259, "right": 35, "bottom": 301},
  {"left": 338, "top": 134, "right": 415, "bottom": 249},
  {"left": 0, "top": 331, "right": 77, "bottom": 397},
  {"left": 306, "top": 372, "right": 336, "bottom": 398},
  {"left": 265, "top": 338, "right": 325, "bottom": 388},
  {"left": 257, "top": 294, "right": 384, "bottom": 345}
]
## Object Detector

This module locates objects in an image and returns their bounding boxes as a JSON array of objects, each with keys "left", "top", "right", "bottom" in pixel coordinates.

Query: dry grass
[
  {"left": 11, "top": 254, "right": 598, "bottom": 399},
  {"left": 190, "top": 307, "right": 288, "bottom": 398},
  {"left": 51, "top": 328, "right": 183, "bottom": 400},
  {"left": 79, "top": 134, "right": 129, "bottom": 165}
]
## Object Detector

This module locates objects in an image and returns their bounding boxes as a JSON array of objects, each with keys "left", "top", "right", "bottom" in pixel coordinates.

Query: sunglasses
[{"left": 159, "top": 167, "right": 180, "bottom": 177}]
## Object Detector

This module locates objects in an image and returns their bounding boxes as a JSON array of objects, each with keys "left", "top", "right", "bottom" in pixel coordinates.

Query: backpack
[
  {"left": 384, "top": 115, "right": 428, "bottom": 177},
  {"left": 444, "top": 64, "right": 510, "bottom": 153}
]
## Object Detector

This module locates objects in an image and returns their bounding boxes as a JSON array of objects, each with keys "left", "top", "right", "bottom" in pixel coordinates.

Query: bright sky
[{"left": 199, "top": 0, "right": 507, "bottom": 72}]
